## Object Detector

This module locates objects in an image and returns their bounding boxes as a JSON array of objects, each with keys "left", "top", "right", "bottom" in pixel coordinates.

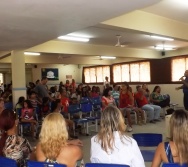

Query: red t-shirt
[
  {"left": 119, "top": 91, "right": 133, "bottom": 108},
  {"left": 102, "top": 96, "right": 114, "bottom": 111},
  {"left": 61, "top": 97, "right": 70, "bottom": 112},
  {"left": 135, "top": 92, "right": 148, "bottom": 107}
]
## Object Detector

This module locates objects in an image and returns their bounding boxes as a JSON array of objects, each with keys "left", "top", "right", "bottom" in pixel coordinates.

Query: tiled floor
[{"left": 29, "top": 119, "right": 166, "bottom": 167}]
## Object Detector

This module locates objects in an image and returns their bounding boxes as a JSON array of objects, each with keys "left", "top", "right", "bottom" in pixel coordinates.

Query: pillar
[{"left": 11, "top": 50, "right": 26, "bottom": 106}]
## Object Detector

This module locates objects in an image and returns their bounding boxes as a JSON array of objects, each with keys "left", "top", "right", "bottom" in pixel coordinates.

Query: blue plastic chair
[
  {"left": 162, "top": 163, "right": 188, "bottom": 167},
  {"left": 132, "top": 133, "right": 162, "bottom": 162},
  {"left": 68, "top": 104, "right": 88, "bottom": 135},
  {"left": 0, "top": 156, "right": 17, "bottom": 167},
  {"left": 90, "top": 97, "right": 102, "bottom": 118},
  {"left": 85, "top": 163, "right": 130, "bottom": 167},
  {"left": 27, "top": 160, "right": 66, "bottom": 167},
  {"left": 81, "top": 103, "right": 98, "bottom": 134}
]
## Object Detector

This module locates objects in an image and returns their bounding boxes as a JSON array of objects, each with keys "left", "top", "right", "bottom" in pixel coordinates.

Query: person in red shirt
[
  {"left": 60, "top": 89, "right": 70, "bottom": 114},
  {"left": 135, "top": 85, "right": 161, "bottom": 123},
  {"left": 119, "top": 82, "right": 134, "bottom": 132}
]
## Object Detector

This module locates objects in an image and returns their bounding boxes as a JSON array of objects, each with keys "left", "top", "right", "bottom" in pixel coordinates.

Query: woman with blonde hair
[
  {"left": 90, "top": 105, "right": 144, "bottom": 167},
  {"left": 152, "top": 109, "right": 188, "bottom": 166},
  {"left": 36, "top": 113, "right": 82, "bottom": 167}
]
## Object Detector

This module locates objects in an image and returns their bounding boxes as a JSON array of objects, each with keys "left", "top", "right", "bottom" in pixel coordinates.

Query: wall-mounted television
[{"left": 41, "top": 68, "right": 59, "bottom": 80}]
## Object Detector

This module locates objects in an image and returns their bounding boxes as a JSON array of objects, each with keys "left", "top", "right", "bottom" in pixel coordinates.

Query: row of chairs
[
  {"left": 0, "top": 156, "right": 187, "bottom": 167},
  {"left": 68, "top": 97, "right": 102, "bottom": 135}
]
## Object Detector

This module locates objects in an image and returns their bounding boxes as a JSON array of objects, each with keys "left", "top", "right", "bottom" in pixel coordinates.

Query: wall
[{"left": 32, "top": 64, "right": 83, "bottom": 86}]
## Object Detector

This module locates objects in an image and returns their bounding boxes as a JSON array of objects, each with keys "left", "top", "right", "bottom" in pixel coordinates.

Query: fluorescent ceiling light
[
  {"left": 58, "top": 35, "right": 89, "bottom": 42},
  {"left": 154, "top": 46, "right": 175, "bottom": 50},
  {"left": 24, "top": 52, "right": 41, "bottom": 56},
  {"left": 101, "top": 56, "right": 116, "bottom": 59},
  {"left": 68, "top": 33, "right": 91, "bottom": 38},
  {"left": 151, "top": 35, "right": 174, "bottom": 41}
]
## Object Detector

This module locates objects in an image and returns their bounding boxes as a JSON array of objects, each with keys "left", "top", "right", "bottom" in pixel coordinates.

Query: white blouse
[{"left": 90, "top": 132, "right": 145, "bottom": 167}]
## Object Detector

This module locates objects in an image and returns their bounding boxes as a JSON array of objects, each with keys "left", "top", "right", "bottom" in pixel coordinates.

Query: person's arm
[
  {"left": 127, "top": 91, "right": 134, "bottom": 108},
  {"left": 175, "top": 85, "right": 183, "bottom": 90},
  {"left": 150, "top": 93, "right": 160, "bottom": 103},
  {"left": 102, "top": 97, "right": 107, "bottom": 108},
  {"left": 68, "top": 139, "right": 83, "bottom": 146},
  {"left": 151, "top": 143, "right": 163, "bottom": 167}
]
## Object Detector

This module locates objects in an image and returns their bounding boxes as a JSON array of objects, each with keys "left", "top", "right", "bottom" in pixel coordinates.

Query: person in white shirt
[
  {"left": 103, "top": 76, "right": 110, "bottom": 89},
  {"left": 90, "top": 105, "right": 145, "bottom": 167}
]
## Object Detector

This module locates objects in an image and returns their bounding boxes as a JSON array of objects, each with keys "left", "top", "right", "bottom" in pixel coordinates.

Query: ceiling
[
  {"left": 0, "top": 0, "right": 160, "bottom": 51},
  {"left": 1, "top": 0, "right": 188, "bottom": 65}
]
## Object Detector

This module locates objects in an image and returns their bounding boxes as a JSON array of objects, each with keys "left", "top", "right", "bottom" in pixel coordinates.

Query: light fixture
[
  {"left": 150, "top": 35, "right": 174, "bottom": 41},
  {"left": 154, "top": 46, "right": 175, "bottom": 50},
  {"left": 24, "top": 52, "right": 41, "bottom": 56},
  {"left": 58, "top": 35, "right": 89, "bottom": 42},
  {"left": 100, "top": 56, "right": 116, "bottom": 59}
]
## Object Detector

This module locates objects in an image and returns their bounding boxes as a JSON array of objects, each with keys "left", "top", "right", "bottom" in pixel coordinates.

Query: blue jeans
[{"left": 141, "top": 104, "right": 161, "bottom": 121}]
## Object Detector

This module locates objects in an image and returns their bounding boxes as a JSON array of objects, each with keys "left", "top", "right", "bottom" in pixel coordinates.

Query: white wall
[{"left": 32, "top": 64, "right": 83, "bottom": 86}]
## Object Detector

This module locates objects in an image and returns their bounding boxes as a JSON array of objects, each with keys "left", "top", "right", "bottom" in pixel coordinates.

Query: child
[{"left": 21, "top": 100, "right": 37, "bottom": 138}]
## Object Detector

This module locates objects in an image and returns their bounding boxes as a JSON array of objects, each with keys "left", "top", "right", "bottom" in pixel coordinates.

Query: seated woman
[
  {"left": 90, "top": 106, "right": 145, "bottom": 167},
  {"left": 0, "top": 109, "right": 32, "bottom": 167},
  {"left": 152, "top": 109, "right": 188, "bottom": 166},
  {"left": 102, "top": 88, "right": 116, "bottom": 111},
  {"left": 36, "top": 113, "right": 83, "bottom": 167},
  {"left": 150, "top": 86, "right": 170, "bottom": 108}
]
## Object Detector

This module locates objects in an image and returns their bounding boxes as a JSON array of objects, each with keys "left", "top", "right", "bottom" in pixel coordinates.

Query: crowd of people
[{"left": 0, "top": 75, "right": 188, "bottom": 167}]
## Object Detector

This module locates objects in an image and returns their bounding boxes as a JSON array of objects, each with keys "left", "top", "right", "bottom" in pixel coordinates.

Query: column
[{"left": 11, "top": 50, "right": 26, "bottom": 106}]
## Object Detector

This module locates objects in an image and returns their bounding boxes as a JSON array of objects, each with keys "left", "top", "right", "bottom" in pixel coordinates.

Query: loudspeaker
[
  {"left": 34, "top": 65, "right": 37, "bottom": 68},
  {"left": 161, "top": 51, "right": 165, "bottom": 56}
]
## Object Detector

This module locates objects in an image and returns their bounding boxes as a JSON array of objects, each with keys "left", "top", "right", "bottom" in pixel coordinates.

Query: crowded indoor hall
[{"left": 0, "top": 0, "right": 188, "bottom": 167}]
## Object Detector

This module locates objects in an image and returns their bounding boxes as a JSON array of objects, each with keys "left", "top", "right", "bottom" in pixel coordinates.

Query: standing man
[
  {"left": 176, "top": 70, "right": 188, "bottom": 110},
  {"left": 34, "top": 76, "right": 54, "bottom": 102}
]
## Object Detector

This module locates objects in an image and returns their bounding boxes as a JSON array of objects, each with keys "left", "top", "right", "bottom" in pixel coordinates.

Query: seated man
[{"left": 135, "top": 86, "right": 161, "bottom": 123}]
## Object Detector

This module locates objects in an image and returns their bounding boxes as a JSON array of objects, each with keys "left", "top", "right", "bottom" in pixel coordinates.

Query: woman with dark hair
[
  {"left": 90, "top": 106, "right": 144, "bottom": 166},
  {"left": 152, "top": 109, "right": 188, "bottom": 166},
  {"left": 90, "top": 86, "right": 99, "bottom": 98},
  {"left": 101, "top": 88, "right": 116, "bottom": 111},
  {"left": 150, "top": 86, "right": 170, "bottom": 108},
  {"left": 0, "top": 109, "right": 32, "bottom": 167}
]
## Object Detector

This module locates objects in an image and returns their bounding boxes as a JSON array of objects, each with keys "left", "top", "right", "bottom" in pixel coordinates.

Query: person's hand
[
  {"left": 68, "top": 139, "right": 83, "bottom": 147},
  {"left": 179, "top": 76, "right": 185, "bottom": 81}
]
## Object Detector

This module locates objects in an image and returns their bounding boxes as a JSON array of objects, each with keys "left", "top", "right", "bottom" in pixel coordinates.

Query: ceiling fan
[{"left": 115, "top": 35, "right": 126, "bottom": 47}]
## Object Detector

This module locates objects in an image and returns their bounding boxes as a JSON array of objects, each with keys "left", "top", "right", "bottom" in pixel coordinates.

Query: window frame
[
  {"left": 82, "top": 65, "right": 111, "bottom": 84},
  {"left": 112, "top": 60, "right": 151, "bottom": 84}
]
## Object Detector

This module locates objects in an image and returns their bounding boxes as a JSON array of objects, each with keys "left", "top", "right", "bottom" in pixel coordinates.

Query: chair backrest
[
  {"left": 90, "top": 97, "right": 102, "bottom": 106},
  {"left": 80, "top": 97, "right": 91, "bottom": 104},
  {"left": 0, "top": 156, "right": 17, "bottom": 167},
  {"left": 85, "top": 163, "right": 130, "bottom": 167},
  {"left": 132, "top": 133, "right": 162, "bottom": 147},
  {"left": 81, "top": 103, "right": 93, "bottom": 113},
  {"left": 27, "top": 160, "right": 67, "bottom": 167},
  {"left": 162, "top": 163, "right": 188, "bottom": 167},
  {"left": 68, "top": 104, "right": 81, "bottom": 114}
]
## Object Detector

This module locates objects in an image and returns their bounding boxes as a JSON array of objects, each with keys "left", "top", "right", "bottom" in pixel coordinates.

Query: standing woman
[
  {"left": 90, "top": 106, "right": 144, "bottom": 167},
  {"left": 176, "top": 70, "right": 188, "bottom": 110},
  {"left": 152, "top": 109, "right": 188, "bottom": 166}
]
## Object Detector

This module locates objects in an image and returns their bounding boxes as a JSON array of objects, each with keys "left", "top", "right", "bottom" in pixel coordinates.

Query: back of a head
[
  {"left": 170, "top": 109, "right": 188, "bottom": 164},
  {"left": 97, "top": 106, "right": 126, "bottom": 152},
  {"left": 39, "top": 113, "right": 68, "bottom": 160},
  {"left": 0, "top": 109, "right": 16, "bottom": 156}
]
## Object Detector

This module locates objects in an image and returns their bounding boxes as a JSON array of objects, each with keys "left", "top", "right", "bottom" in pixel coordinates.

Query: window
[
  {"left": 113, "top": 61, "right": 150, "bottom": 82},
  {"left": 84, "top": 66, "right": 110, "bottom": 83},
  {"left": 171, "top": 57, "right": 188, "bottom": 81}
]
